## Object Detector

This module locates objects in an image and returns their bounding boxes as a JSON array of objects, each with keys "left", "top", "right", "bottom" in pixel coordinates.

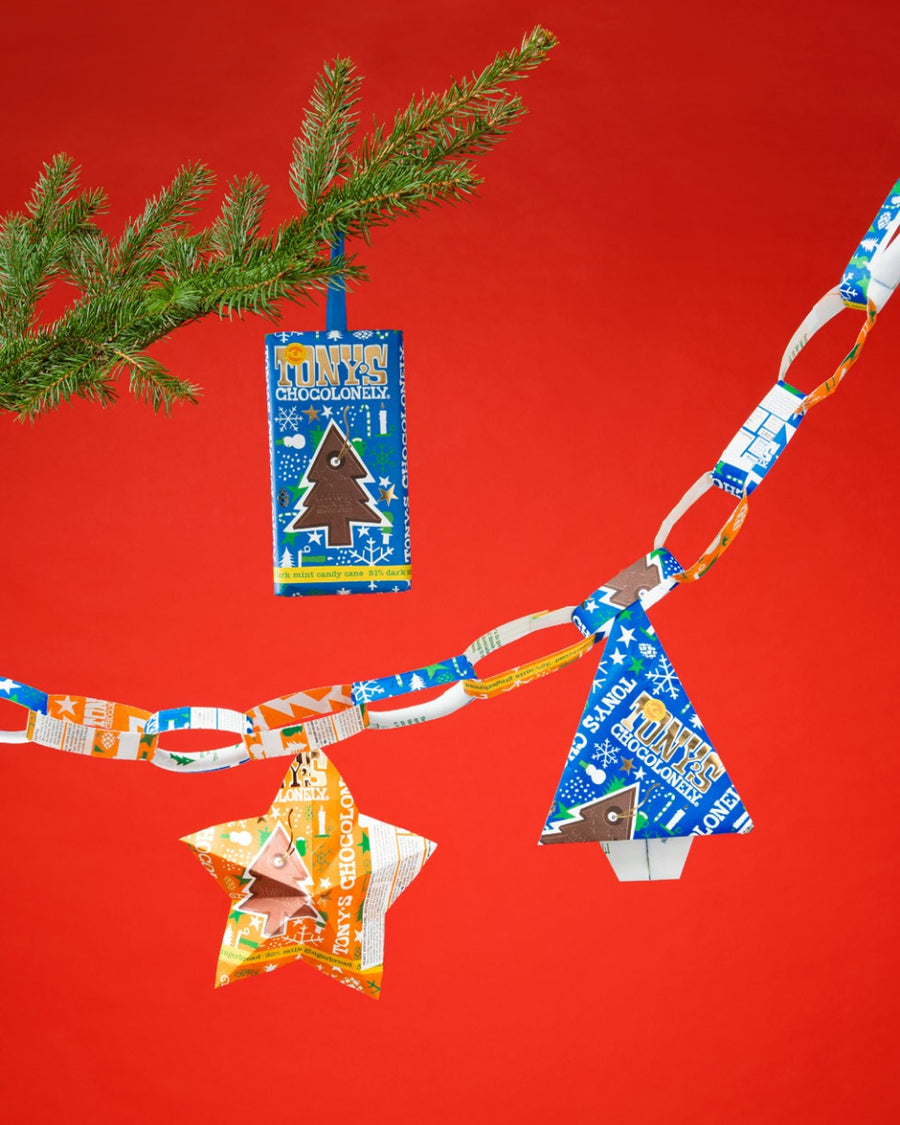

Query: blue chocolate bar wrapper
[{"left": 265, "top": 329, "right": 411, "bottom": 596}]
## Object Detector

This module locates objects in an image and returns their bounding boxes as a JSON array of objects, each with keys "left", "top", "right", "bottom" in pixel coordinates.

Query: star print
[
  {"left": 620, "top": 758, "right": 634, "bottom": 774},
  {"left": 378, "top": 476, "right": 391, "bottom": 488},
  {"left": 634, "top": 766, "right": 646, "bottom": 780},
  {"left": 182, "top": 751, "right": 435, "bottom": 996},
  {"left": 619, "top": 626, "right": 635, "bottom": 646},
  {"left": 629, "top": 657, "right": 644, "bottom": 673},
  {"left": 307, "top": 531, "right": 322, "bottom": 544},
  {"left": 322, "top": 406, "right": 333, "bottom": 417},
  {"left": 379, "top": 485, "right": 396, "bottom": 504},
  {"left": 302, "top": 405, "right": 320, "bottom": 422},
  {"left": 53, "top": 695, "right": 77, "bottom": 718},
  {"left": 609, "top": 649, "right": 625, "bottom": 665},
  {"left": 0, "top": 678, "right": 17, "bottom": 693},
  {"left": 584, "top": 599, "right": 598, "bottom": 612}
]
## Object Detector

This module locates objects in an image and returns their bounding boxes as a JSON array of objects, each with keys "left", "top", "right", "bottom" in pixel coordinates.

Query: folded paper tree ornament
[
  {"left": 542, "top": 596, "right": 752, "bottom": 881},
  {"left": 182, "top": 749, "right": 435, "bottom": 995}
]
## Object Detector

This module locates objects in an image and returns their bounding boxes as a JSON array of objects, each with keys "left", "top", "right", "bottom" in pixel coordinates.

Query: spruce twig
[{"left": 0, "top": 27, "right": 556, "bottom": 419}]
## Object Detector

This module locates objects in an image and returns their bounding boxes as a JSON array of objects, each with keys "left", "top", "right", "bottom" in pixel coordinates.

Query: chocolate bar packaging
[{"left": 265, "top": 327, "right": 411, "bottom": 595}]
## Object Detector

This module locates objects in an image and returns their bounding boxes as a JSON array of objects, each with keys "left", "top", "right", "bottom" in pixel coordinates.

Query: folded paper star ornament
[
  {"left": 541, "top": 602, "right": 752, "bottom": 880},
  {"left": 182, "top": 749, "right": 435, "bottom": 996}
]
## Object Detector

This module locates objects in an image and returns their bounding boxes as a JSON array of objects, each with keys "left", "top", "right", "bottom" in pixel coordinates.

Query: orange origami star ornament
[{"left": 181, "top": 748, "right": 435, "bottom": 997}]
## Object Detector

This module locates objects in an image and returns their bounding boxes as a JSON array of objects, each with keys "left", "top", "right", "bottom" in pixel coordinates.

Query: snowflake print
[
  {"left": 647, "top": 655, "right": 680, "bottom": 701},
  {"left": 638, "top": 642, "right": 657, "bottom": 659},
  {"left": 353, "top": 679, "right": 386, "bottom": 703},
  {"left": 276, "top": 406, "right": 301, "bottom": 432},
  {"left": 592, "top": 739, "right": 618, "bottom": 768},
  {"left": 349, "top": 539, "right": 393, "bottom": 567},
  {"left": 840, "top": 274, "right": 858, "bottom": 299}
]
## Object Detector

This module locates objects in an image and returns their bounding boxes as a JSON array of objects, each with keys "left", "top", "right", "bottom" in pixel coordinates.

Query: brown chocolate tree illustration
[
  {"left": 540, "top": 784, "right": 639, "bottom": 844},
  {"left": 236, "top": 824, "right": 320, "bottom": 937},
  {"left": 605, "top": 556, "right": 662, "bottom": 608},
  {"left": 289, "top": 421, "right": 384, "bottom": 546}
]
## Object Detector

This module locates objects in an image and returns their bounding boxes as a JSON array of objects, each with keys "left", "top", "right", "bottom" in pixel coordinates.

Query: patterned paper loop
[
  {"left": 247, "top": 705, "right": 367, "bottom": 759},
  {"left": 248, "top": 684, "right": 356, "bottom": 730},
  {"left": 351, "top": 654, "right": 476, "bottom": 706},
  {"left": 572, "top": 550, "right": 683, "bottom": 638},
  {"left": 0, "top": 675, "right": 49, "bottom": 713},
  {"left": 839, "top": 179, "right": 900, "bottom": 310},
  {"left": 153, "top": 739, "right": 250, "bottom": 773},
  {"left": 676, "top": 496, "right": 749, "bottom": 583},
  {"left": 711, "top": 382, "right": 805, "bottom": 498},
  {"left": 461, "top": 634, "right": 596, "bottom": 699},
  {"left": 799, "top": 301, "right": 877, "bottom": 413},
  {"left": 366, "top": 607, "right": 583, "bottom": 726},
  {"left": 654, "top": 473, "right": 750, "bottom": 584},
  {"left": 25, "top": 711, "right": 153, "bottom": 761},
  {"left": 144, "top": 706, "right": 253, "bottom": 737},
  {"left": 775, "top": 180, "right": 897, "bottom": 413},
  {"left": 777, "top": 290, "right": 847, "bottom": 381}
]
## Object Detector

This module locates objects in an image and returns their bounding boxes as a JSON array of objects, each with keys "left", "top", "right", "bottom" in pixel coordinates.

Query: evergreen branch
[
  {"left": 0, "top": 27, "right": 556, "bottom": 419},
  {"left": 319, "top": 167, "right": 480, "bottom": 243},
  {"left": 0, "top": 154, "right": 107, "bottom": 337},
  {"left": 290, "top": 57, "right": 362, "bottom": 210},
  {"left": 113, "top": 162, "right": 215, "bottom": 275},
  {"left": 26, "top": 154, "right": 86, "bottom": 234},
  {"left": 115, "top": 350, "right": 200, "bottom": 413},
  {"left": 209, "top": 174, "right": 269, "bottom": 264},
  {"left": 355, "top": 26, "right": 554, "bottom": 170}
]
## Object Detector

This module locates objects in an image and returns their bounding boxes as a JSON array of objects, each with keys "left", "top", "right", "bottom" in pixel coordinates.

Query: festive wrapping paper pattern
[
  {"left": 10, "top": 677, "right": 366, "bottom": 772},
  {"left": 352, "top": 654, "right": 476, "bottom": 705},
  {"left": 712, "top": 381, "right": 805, "bottom": 497},
  {"left": 840, "top": 181, "right": 900, "bottom": 308},
  {"left": 182, "top": 749, "right": 435, "bottom": 995},
  {"left": 542, "top": 602, "right": 752, "bottom": 845},
  {"left": 572, "top": 549, "right": 682, "bottom": 638},
  {"left": 265, "top": 329, "right": 410, "bottom": 595},
  {"left": 0, "top": 676, "right": 48, "bottom": 713}
]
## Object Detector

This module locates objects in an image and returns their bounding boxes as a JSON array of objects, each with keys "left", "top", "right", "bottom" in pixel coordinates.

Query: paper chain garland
[{"left": 2, "top": 179, "right": 898, "bottom": 995}]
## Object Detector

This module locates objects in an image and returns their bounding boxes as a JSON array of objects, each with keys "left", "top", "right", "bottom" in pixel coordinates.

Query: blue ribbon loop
[{"left": 326, "top": 232, "right": 348, "bottom": 332}]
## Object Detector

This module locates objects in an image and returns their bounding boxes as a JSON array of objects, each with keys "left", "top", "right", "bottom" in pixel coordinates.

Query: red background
[{"left": 2, "top": 2, "right": 899, "bottom": 1121}]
